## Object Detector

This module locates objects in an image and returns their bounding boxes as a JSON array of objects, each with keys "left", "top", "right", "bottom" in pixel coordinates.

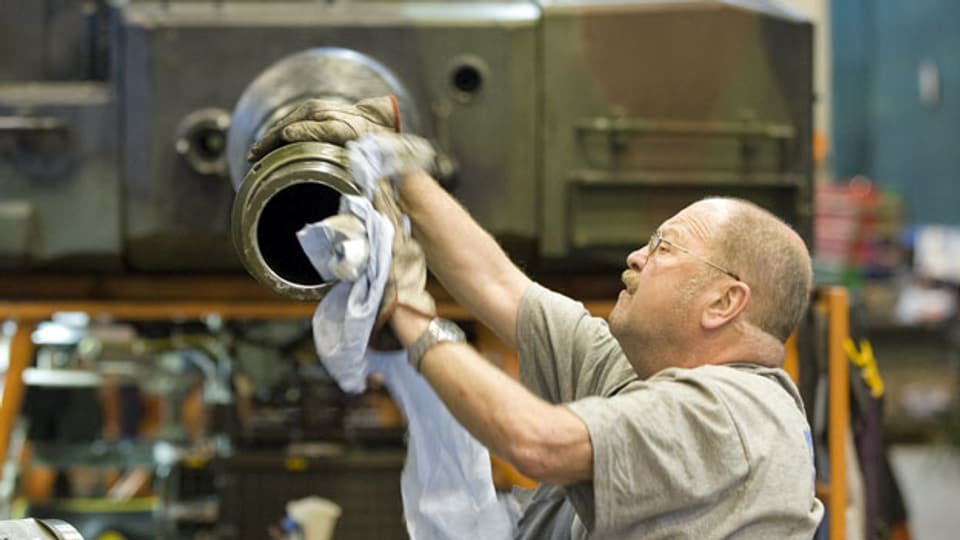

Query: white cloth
[
  {"left": 346, "top": 133, "right": 436, "bottom": 196},
  {"left": 298, "top": 195, "right": 393, "bottom": 394},
  {"left": 300, "top": 133, "right": 435, "bottom": 393},
  {"left": 298, "top": 214, "right": 370, "bottom": 282},
  {"left": 368, "top": 350, "right": 515, "bottom": 540},
  {"left": 299, "top": 133, "right": 513, "bottom": 539}
]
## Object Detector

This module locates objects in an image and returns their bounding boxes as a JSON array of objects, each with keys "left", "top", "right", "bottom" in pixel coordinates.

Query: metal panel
[
  {"left": 0, "top": 0, "right": 105, "bottom": 81},
  {"left": 0, "top": 82, "right": 120, "bottom": 269},
  {"left": 2, "top": 0, "right": 813, "bottom": 272},
  {"left": 539, "top": 0, "right": 814, "bottom": 264},
  {"left": 114, "top": 2, "right": 539, "bottom": 270}
]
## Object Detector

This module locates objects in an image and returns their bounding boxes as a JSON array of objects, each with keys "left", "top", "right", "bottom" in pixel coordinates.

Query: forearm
[
  {"left": 396, "top": 170, "right": 530, "bottom": 347},
  {"left": 392, "top": 306, "right": 592, "bottom": 485}
]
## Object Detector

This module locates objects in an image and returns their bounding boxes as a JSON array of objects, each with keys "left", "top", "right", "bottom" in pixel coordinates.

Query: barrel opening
[{"left": 256, "top": 182, "right": 341, "bottom": 286}]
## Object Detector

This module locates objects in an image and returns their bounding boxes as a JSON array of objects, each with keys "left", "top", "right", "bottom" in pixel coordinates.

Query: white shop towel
[
  {"left": 298, "top": 133, "right": 515, "bottom": 539},
  {"left": 297, "top": 132, "right": 434, "bottom": 393},
  {"left": 297, "top": 194, "right": 393, "bottom": 394},
  {"left": 368, "top": 350, "right": 515, "bottom": 540}
]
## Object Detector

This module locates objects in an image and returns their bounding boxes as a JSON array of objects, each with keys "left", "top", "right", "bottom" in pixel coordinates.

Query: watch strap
[{"left": 408, "top": 317, "right": 466, "bottom": 371}]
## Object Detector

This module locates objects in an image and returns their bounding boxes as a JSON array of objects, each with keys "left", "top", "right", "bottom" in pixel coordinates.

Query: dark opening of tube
[{"left": 257, "top": 182, "right": 341, "bottom": 286}]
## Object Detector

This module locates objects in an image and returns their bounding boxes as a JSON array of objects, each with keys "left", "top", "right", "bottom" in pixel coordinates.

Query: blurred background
[{"left": 0, "top": 0, "right": 958, "bottom": 539}]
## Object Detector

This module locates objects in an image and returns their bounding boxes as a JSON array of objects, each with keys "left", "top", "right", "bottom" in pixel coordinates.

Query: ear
[{"left": 701, "top": 281, "right": 751, "bottom": 330}]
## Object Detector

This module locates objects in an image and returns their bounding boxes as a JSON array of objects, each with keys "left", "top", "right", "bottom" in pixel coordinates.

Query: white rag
[
  {"left": 298, "top": 133, "right": 514, "bottom": 539},
  {"left": 298, "top": 133, "right": 435, "bottom": 393},
  {"left": 347, "top": 132, "right": 436, "bottom": 196},
  {"left": 297, "top": 194, "right": 393, "bottom": 394},
  {"left": 368, "top": 350, "right": 515, "bottom": 540}
]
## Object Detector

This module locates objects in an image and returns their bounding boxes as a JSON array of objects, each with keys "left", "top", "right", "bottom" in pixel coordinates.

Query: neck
[
  {"left": 622, "top": 323, "right": 785, "bottom": 378},
  {"left": 685, "top": 322, "right": 785, "bottom": 370},
  {"left": 621, "top": 336, "right": 687, "bottom": 379}
]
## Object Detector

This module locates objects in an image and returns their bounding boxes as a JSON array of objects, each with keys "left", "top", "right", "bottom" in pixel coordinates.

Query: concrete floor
[{"left": 890, "top": 444, "right": 960, "bottom": 540}]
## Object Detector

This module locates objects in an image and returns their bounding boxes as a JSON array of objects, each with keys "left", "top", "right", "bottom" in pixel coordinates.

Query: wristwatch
[{"left": 408, "top": 317, "right": 466, "bottom": 371}]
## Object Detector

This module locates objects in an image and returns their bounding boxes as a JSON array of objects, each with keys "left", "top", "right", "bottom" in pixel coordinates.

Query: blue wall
[{"left": 831, "top": 0, "right": 960, "bottom": 225}]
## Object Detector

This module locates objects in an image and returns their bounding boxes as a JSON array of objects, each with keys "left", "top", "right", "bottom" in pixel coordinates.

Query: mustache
[{"left": 622, "top": 269, "right": 641, "bottom": 293}]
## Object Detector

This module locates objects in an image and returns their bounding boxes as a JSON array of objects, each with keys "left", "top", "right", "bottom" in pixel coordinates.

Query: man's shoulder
[
  {"left": 574, "top": 366, "right": 820, "bottom": 539},
  {"left": 645, "top": 364, "right": 812, "bottom": 443},
  {"left": 521, "top": 282, "right": 597, "bottom": 317},
  {"left": 645, "top": 363, "right": 791, "bottom": 391},
  {"left": 617, "top": 363, "right": 805, "bottom": 418}
]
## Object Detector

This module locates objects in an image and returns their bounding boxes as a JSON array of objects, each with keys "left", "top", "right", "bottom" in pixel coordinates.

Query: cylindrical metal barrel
[
  {"left": 228, "top": 48, "right": 419, "bottom": 300},
  {"left": 231, "top": 142, "right": 359, "bottom": 301}
]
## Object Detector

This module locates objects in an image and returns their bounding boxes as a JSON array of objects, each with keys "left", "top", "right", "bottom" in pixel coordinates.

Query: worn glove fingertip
[
  {"left": 248, "top": 127, "right": 286, "bottom": 162},
  {"left": 389, "top": 95, "right": 401, "bottom": 133},
  {"left": 280, "top": 123, "right": 306, "bottom": 143}
]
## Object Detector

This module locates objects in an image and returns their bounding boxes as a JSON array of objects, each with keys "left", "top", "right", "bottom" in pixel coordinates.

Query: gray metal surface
[
  {"left": 0, "top": 82, "right": 120, "bottom": 270},
  {"left": 0, "top": 0, "right": 105, "bottom": 81},
  {"left": 1, "top": 0, "right": 811, "bottom": 276},
  {"left": 115, "top": 1, "right": 539, "bottom": 272},
  {"left": 0, "top": 202, "right": 37, "bottom": 269},
  {"left": 539, "top": 0, "right": 813, "bottom": 265},
  {"left": 227, "top": 47, "right": 422, "bottom": 185}
]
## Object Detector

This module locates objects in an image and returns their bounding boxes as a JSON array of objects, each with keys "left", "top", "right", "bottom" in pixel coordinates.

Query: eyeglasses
[{"left": 648, "top": 230, "right": 741, "bottom": 282}]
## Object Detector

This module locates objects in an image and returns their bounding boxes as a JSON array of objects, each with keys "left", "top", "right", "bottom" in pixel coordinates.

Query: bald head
[{"left": 701, "top": 198, "right": 812, "bottom": 341}]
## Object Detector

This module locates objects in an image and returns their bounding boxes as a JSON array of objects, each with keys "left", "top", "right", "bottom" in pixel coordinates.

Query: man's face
[{"left": 608, "top": 201, "right": 729, "bottom": 376}]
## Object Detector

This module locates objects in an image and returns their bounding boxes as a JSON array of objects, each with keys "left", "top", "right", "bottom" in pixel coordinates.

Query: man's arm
[
  {"left": 396, "top": 170, "right": 531, "bottom": 348},
  {"left": 393, "top": 170, "right": 595, "bottom": 484},
  {"left": 391, "top": 305, "right": 593, "bottom": 486}
]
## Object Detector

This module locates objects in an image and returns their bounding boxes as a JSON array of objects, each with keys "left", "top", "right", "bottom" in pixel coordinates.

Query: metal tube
[
  {"left": 228, "top": 48, "right": 418, "bottom": 300},
  {"left": 231, "top": 142, "right": 359, "bottom": 301}
]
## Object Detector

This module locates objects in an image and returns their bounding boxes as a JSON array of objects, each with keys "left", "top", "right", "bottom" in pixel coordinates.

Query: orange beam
[
  {"left": 0, "top": 300, "right": 471, "bottom": 322},
  {"left": 783, "top": 331, "right": 799, "bottom": 383},
  {"left": 825, "top": 287, "right": 849, "bottom": 540},
  {"left": 0, "top": 301, "right": 315, "bottom": 321},
  {"left": 0, "top": 320, "right": 37, "bottom": 472}
]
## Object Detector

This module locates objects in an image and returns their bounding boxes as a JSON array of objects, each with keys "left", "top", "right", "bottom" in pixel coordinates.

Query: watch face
[
  {"left": 409, "top": 318, "right": 466, "bottom": 371},
  {"left": 437, "top": 319, "right": 465, "bottom": 341}
]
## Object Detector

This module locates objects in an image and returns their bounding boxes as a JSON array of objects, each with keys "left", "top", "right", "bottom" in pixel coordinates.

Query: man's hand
[
  {"left": 340, "top": 133, "right": 437, "bottom": 328},
  {"left": 347, "top": 133, "right": 435, "bottom": 197},
  {"left": 245, "top": 94, "right": 435, "bottom": 335},
  {"left": 247, "top": 95, "right": 400, "bottom": 161},
  {"left": 373, "top": 178, "right": 436, "bottom": 328}
]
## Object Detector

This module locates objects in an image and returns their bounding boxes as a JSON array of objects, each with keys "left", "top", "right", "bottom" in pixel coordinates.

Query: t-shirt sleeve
[
  {"left": 563, "top": 373, "right": 750, "bottom": 535},
  {"left": 516, "top": 283, "right": 634, "bottom": 403}
]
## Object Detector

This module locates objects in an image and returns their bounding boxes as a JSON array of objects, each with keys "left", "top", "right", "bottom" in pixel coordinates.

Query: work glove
[
  {"left": 346, "top": 133, "right": 438, "bottom": 328},
  {"left": 247, "top": 95, "right": 400, "bottom": 162},
  {"left": 371, "top": 178, "right": 435, "bottom": 328}
]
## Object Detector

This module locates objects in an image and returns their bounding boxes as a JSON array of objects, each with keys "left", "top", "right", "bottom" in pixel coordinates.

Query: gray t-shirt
[{"left": 513, "top": 283, "right": 824, "bottom": 539}]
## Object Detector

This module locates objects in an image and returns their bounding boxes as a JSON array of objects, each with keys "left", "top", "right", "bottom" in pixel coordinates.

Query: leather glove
[
  {"left": 344, "top": 133, "right": 437, "bottom": 328},
  {"left": 347, "top": 133, "right": 436, "bottom": 197},
  {"left": 372, "top": 178, "right": 436, "bottom": 329},
  {"left": 247, "top": 95, "right": 400, "bottom": 162}
]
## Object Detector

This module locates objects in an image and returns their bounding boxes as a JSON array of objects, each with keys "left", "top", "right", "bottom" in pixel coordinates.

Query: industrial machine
[{"left": 1, "top": 0, "right": 813, "bottom": 285}]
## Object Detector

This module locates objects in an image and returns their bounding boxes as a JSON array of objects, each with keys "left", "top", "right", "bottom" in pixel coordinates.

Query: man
[{"left": 249, "top": 99, "right": 824, "bottom": 539}]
